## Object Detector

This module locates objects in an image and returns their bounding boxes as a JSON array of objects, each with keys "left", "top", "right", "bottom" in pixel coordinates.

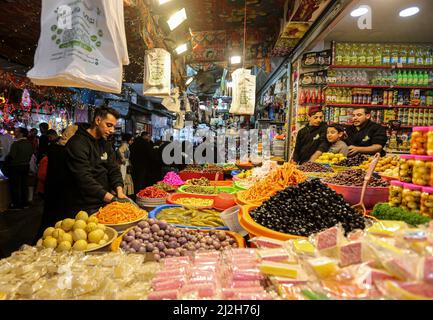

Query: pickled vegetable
[
  {"left": 412, "top": 156, "right": 433, "bottom": 186},
  {"left": 399, "top": 155, "right": 415, "bottom": 183},
  {"left": 401, "top": 183, "right": 422, "bottom": 214},
  {"left": 410, "top": 127, "right": 429, "bottom": 155},
  {"left": 421, "top": 187, "right": 433, "bottom": 218},
  {"left": 173, "top": 197, "right": 214, "bottom": 207},
  {"left": 156, "top": 207, "right": 225, "bottom": 227},
  {"left": 427, "top": 127, "right": 433, "bottom": 156},
  {"left": 182, "top": 186, "right": 219, "bottom": 195},
  {"left": 389, "top": 181, "right": 404, "bottom": 207}
]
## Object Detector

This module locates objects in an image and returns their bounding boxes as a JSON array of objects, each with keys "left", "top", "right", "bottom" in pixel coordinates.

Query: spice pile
[
  {"left": 324, "top": 169, "right": 389, "bottom": 187},
  {"left": 96, "top": 202, "right": 147, "bottom": 224},
  {"left": 185, "top": 178, "right": 210, "bottom": 186},
  {"left": 153, "top": 182, "right": 177, "bottom": 192},
  {"left": 161, "top": 172, "right": 185, "bottom": 186},
  {"left": 237, "top": 162, "right": 305, "bottom": 204},
  {"left": 250, "top": 179, "right": 366, "bottom": 236},
  {"left": 298, "top": 162, "right": 333, "bottom": 173},
  {"left": 137, "top": 187, "right": 168, "bottom": 199},
  {"left": 334, "top": 154, "right": 369, "bottom": 167}
]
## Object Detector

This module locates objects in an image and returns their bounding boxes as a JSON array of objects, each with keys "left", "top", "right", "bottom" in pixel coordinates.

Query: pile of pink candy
[
  {"left": 148, "top": 249, "right": 274, "bottom": 300},
  {"left": 161, "top": 171, "right": 185, "bottom": 187}
]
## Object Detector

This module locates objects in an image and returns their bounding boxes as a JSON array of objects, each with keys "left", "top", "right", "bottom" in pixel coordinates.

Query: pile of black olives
[
  {"left": 250, "top": 179, "right": 366, "bottom": 237},
  {"left": 335, "top": 154, "right": 369, "bottom": 167},
  {"left": 298, "top": 161, "right": 333, "bottom": 173}
]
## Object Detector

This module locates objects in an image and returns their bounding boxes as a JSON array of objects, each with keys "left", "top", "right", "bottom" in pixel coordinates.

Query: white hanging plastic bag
[
  {"left": 230, "top": 68, "right": 256, "bottom": 115},
  {"left": 143, "top": 48, "right": 171, "bottom": 96},
  {"left": 27, "top": 0, "right": 124, "bottom": 93},
  {"left": 161, "top": 88, "right": 180, "bottom": 113}
]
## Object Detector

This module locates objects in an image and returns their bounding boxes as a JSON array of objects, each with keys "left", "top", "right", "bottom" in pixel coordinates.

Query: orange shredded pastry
[
  {"left": 237, "top": 162, "right": 306, "bottom": 204},
  {"left": 96, "top": 202, "right": 147, "bottom": 224}
]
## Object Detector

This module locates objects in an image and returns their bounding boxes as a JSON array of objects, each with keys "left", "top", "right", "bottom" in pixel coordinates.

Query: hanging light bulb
[{"left": 167, "top": 8, "right": 187, "bottom": 31}]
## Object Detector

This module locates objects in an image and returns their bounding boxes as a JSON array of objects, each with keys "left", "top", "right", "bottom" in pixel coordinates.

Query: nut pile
[
  {"left": 298, "top": 162, "right": 333, "bottom": 173},
  {"left": 334, "top": 154, "right": 369, "bottom": 167},
  {"left": 324, "top": 169, "right": 389, "bottom": 187},
  {"left": 250, "top": 179, "right": 366, "bottom": 236}
]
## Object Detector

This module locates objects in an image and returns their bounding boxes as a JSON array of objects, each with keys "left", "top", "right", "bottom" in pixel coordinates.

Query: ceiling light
[
  {"left": 350, "top": 7, "right": 369, "bottom": 17},
  {"left": 175, "top": 43, "right": 188, "bottom": 55},
  {"left": 167, "top": 8, "right": 187, "bottom": 31},
  {"left": 185, "top": 77, "right": 194, "bottom": 85},
  {"left": 159, "top": 0, "right": 171, "bottom": 4},
  {"left": 230, "top": 56, "right": 241, "bottom": 64},
  {"left": 399, "top": 6, "right": 420, "bottom": 17}
]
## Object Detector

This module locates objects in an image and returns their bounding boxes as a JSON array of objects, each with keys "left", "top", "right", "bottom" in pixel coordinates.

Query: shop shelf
[
  {"left": 327, "top": 84, "right": 433, "bottom": 90},
  {"left": 325, "top": 103, "right": 433, "bottom": 109},
  {"left": 329, "top": 65, "right": 433, "bottom": 70}
]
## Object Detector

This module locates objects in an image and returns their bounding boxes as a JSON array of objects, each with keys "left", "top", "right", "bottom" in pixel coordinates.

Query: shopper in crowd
[
  {"left": 64, "top": 107, "right": 127, "bottom": 216},
  {"left": 292, "top": 107, "right": 328, "bottom": 164},
  {"left": 3, "top": 127, "right": 33, "bottom": 210},
  {"left": 37, "top": 122, "right": 49, "bottom": 162},
  {"left": 130, "top": 131, "right": 154, "bottom": 194},
  {"left": 118, "top": 133, "right": 134, "bottom": 197},
  {"left": 0, "top": 127, "right": 13, "bottom": 170},
  {"left": 35, "top": 124, "right": 78, "bottom": 241},
  {"left": 326, "top": 124, "right": 349, "bottom": 156},
  {"left": 28, "top": 128, "right": 39, "bottom": 155},
  {"left": 345, "top": 108, "right": 387, "bottom": 157}
]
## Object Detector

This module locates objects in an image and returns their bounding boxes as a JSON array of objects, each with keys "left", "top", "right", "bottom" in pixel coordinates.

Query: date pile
[
  {"left": 324, "top": 169, "right": 389, "bottom": 187},
  {"left": 250, "top": 179, "right": 366, "bottom": 236},
  {"left": 334, "top": 154, "right": 369, "bottom": 167},
  {"left": 298, "top": 162, "right": 333, "bottom": 173}
]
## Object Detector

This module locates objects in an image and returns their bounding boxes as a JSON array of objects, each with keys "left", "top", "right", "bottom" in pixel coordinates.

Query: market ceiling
[{"left": 0, "top": 0, "right": 330, "bottom": 88}]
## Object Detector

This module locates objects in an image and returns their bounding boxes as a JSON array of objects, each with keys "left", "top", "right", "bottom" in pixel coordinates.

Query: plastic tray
[
  {"left": 177, "top": 185, "right": 237, "bottom": 195},
  {"left": 148, "top": 204, "right": 228, "bottom": 230},
  {"left": 84, "top": 226, "right": 118, "bottom": 252},
  {"left": 166, "top": 193, "right": 215, "bottom": 209},
  {"left": 111, "top": 226, "right": 245, "bottom": 252}
]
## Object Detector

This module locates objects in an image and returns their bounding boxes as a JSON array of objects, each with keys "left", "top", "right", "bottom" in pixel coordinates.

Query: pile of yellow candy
[
  {"left": 315, "top": 153, "right": 346, "bottom": 164},
  {"left": 360, "top": 155, "right": 399, "bottom": 177},
  {"left": 237, "top": 170, "right": 253, "bottom": 179}
]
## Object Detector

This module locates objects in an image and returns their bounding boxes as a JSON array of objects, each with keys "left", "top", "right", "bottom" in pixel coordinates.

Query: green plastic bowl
[{"left": 177, "top": 185, "right": 237, "bottom": 195}]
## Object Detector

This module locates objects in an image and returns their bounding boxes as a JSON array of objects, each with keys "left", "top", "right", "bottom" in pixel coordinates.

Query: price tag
[{"left": 396, "top": 63, "right": 403, "bottom": 68}]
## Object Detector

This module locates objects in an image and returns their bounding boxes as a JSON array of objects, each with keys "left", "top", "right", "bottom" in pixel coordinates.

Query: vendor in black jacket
[
  {"left": 64, "top": 107, "right": 127, "bottom": 216},
  {"left": 293, "top": 107, "right": 328, "bottom": 164},
  {"left": 345, "top": 108, "right": 388, "bottom": 157}
]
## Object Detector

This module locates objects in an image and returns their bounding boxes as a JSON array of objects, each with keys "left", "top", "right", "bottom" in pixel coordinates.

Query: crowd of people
[{"left": 292, "top": 106, "right": 388, "bottom": 164}]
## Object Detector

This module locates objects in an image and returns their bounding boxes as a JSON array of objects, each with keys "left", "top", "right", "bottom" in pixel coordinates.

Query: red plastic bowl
[
  {"left": 166, "top": 193, "right": 215, "bottom": 209},
  {"left": 325, "top": 182, "right": 389, "bottom": 209}
]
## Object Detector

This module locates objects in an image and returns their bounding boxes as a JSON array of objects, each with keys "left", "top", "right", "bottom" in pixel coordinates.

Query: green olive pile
[{"left": 250, "top": 179, "right": 366, "bottom": 237}]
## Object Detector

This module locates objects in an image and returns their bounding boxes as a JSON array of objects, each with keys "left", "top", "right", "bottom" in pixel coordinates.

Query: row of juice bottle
[
  {"left": 334, "top": 43, "right": 433, "bottom": 67},
  {"left": 327, "top": 70, "right": 433, "bottom": 86}
]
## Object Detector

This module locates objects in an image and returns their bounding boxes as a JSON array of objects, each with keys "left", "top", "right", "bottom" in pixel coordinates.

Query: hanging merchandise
[
  {"left": 143, "top": 48, "right": 171, "bottom": 96},
  {"left": 27, "top": 0, "right": 128, "bottom": 93},
  {"left": 161, "top": 88, "right": 181, "bottom": 113},
  {"left": 229, "top": 68, "right": 256, "bottom": 115},
  {"left": 173, "top": 111, "right": 185, "bottom": 130},
  {"left": 184, "top": 93, "right": 191, "bottom": 112},
  {"left": 21, "top": 89, "right": 31, "bottom": 108}
]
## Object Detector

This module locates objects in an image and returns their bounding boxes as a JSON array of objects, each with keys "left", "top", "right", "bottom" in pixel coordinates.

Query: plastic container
[
  {"left": 401, "top": 183, "right": 422, "bottom": 213},
  {"left": 177, "top": 185, "right": 237, "bottom": 195},
  {"left": 136, "top": 195, "right": 167, "bottom": 208},
  {"left": 410, "top": 126, "right": 429, "bottom": 155},
  {"left": 238, "top": 205, "right": 306, "bottom": 241},
  {"left": 209, "top": 181, "right": 233, "bottom": 187},
  {"left": 179, "top": 171, "right": 222, "bottom": 181},
  {"left": 166, "top": 193, "right": 215, "bottom": 209},
  {"left": 399, "top": 154, "right": 415, "bottom": 183},
  {"left": 325, "top": 182, "right": 389, "bottom": 209},
  {"left": 421, "top": 187, "right": 433, "bottom": 217},
  {"left": 220, "top": 205, "right": 248, "bottom": 236},
  {"left": 427, "top": 126, "right": 433, "bottom": 156},
  {"left": 389, "top": 180, "right": 404, "bottom": 207},
  {"left": 148, "top": 204, "right": 229, "bottom": 230},
  {"left": 213, "top": 193, "right": 237, "bottom": 211},
  {"left": 412, "top": 155, "right": 433, "bottom": 186}
]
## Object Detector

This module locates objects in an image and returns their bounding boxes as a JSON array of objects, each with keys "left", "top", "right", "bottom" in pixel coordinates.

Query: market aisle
[{"left": 0, "top": 199, "right": 43, "bottom": 258}]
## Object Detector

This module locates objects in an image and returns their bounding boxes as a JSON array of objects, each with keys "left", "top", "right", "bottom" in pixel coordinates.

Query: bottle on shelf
[
  {"left": 402, "top": 70, "right": 408, "bottom": 86},
  {"left": 358, "top": 43, "right": 367, "bottom": 65},
  {"left": 382, "top": 45, "right": 391, "bottom": 66},
  {"left": 366, "top": 43, "right": 375, "bottom": 66},
  {"left": 335, "top": 43, "right": 344, "bottom": 65},
  {"left": 407, "top": 46, "right": 416, "bottom": 66},
  {"left": 407, "top": 70, "right": 413, "bottom": 86},
  {"left": 299, "top": 89, "right": 305, "bottom": 105},
  {"left": 416, "top": 46, "right": 425, "bottom": 66},
  {"left": 350, "top": 43, "right": 358, "bottom": 65},
  {"left": 374, "top": 43, "right": 383, "bottom": 66},
  {"left": 425, "top": 46, "right": 433, "bottom": 66},
  {"left": 391, "top": 44, "right": 399, "bottom": 65},
  {"left": 343, "top": 43, "right": 351, "bottom": 65},
  {"left": 399, "top": 45, "right": 408, "bottom": 65}
]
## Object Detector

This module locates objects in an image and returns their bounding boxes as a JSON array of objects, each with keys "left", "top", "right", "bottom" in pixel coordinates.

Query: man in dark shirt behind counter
[
  {"left": 293, "top": 107, "right": 328, "bottom": 164},
  {"left": 345, "top": 108, "right": 388, "bottom": 157},
  {"left": 64, "top": 106, "right": 128, "bottom": 216}
]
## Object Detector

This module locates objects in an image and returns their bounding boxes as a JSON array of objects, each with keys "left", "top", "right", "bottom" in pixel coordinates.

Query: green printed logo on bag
[{"left": 362, "top": 135, "right": 370, "bottom": 142}]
